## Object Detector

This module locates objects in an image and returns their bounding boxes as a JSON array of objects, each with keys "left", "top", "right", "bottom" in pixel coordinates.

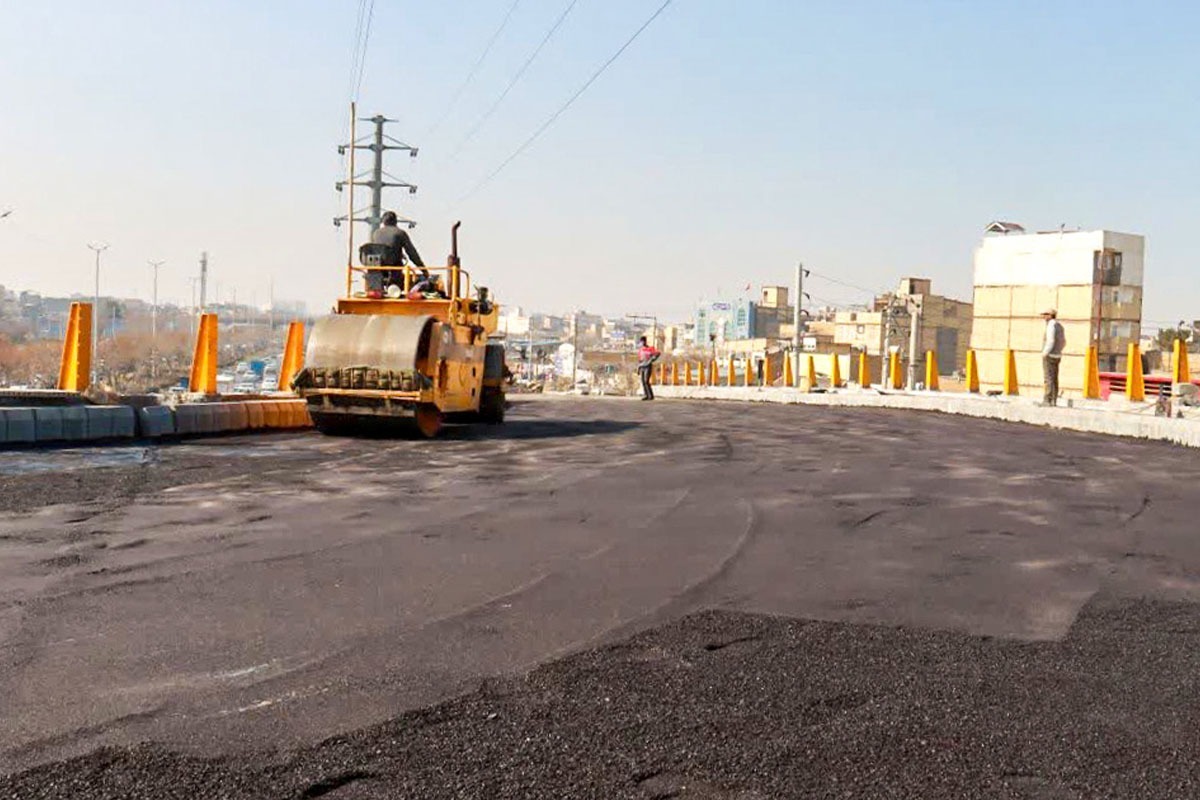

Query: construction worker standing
[
  {"left": 1041, "top": 308, "right": 1066, "bottom": 406},
  {"left": 637, "top": 336, "right": 661, "bottom": 401}
]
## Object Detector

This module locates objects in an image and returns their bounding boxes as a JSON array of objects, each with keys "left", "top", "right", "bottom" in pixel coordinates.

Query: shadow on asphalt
[{"left": 442, "top": 418, "right": 641, "bottom": 441}]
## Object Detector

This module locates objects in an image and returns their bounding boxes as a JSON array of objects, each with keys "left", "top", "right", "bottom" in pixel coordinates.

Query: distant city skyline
[{"left": 3, "top": 1, "right": 1199, "bottom": 329}]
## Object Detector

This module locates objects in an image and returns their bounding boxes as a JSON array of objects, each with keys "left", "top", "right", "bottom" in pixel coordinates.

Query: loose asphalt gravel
[{"left": 3, "top": 396, "right": 1200, "bottom": 798}]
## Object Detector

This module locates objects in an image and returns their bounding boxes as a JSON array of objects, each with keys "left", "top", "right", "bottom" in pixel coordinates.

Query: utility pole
[
  {"left": 87, "top": 242, "right": 109, "bottom": 386},
  {"left": 572, "top": 312, "right": 579, "bottom": 386},
  {"left": 335, "top": 112, "right": 419, "bottom": 236},
  {"left": 793, "top": 261, "right": 809, "bottom": 382},
  {"left": 199, "top": 251, "right": 208, "bottom": 312},
  {"left": 906, "top": 295, "right": 923, "bottom": 390},
  {"left": 149, "top": 261, "right": 164, "bottom": 380}
]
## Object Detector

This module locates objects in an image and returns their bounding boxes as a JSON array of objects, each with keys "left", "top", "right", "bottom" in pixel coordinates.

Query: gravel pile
[{"left": 5, "top": 597, "right": 1199, "bottom": 799}]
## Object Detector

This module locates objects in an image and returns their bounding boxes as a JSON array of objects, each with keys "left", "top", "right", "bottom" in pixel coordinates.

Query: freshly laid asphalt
[{"left": 3, "top": 395, "right": 1200, "bottom": 797}]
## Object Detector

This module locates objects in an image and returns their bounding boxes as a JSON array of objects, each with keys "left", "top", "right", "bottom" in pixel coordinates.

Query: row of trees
[{"left": 0, "top": 323, "right": 285, "bottom": 393}]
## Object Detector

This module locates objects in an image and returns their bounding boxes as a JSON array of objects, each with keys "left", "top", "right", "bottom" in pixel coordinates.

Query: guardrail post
[
  {"left": 708, "top": 359, "right": 717, "bottom": 385},
  {"left": 743, "top": 357, "right": 752, "bottom": 387},
  {"left": 670, "top": 362, "right": 679, "bottom": 386},
  {"left": 764, "top": 355, "right": 774, "bottom": 386},
  {"left": 889, "top": 351, "right": 902, "bottom": 389},
  {"left": 1173, "top": 338, "right": 1191, "bottom": 386},
  {"left": 189, "top": 313, "right": 219, "bottom": 394},
  {"left": 784, "top": 352, "right": 795, "bottom": 387},
  {"left": 1003, "top": 348, "right": 1019, "bottom": 396},
  {"left": 57, "top": 302, "right": 93, "bottom": 392},
  {"left": 1126, "top": 342, "right": 1145, "bottom": 401},
  {"left": 925, "top": 350, "right": 940, "bottom": 390},
  {"left": 830, "top": 354, "right": 842, "bottom": 389},
  {"left": 965, "top": 350, "right": 980, "bottom": 393},
  {"left": 726, "top": 355, "right": 735, "bottom": 387},
  {"left": 857, "top": 351, "right": 869, "bottom": 388},
  {"left": 1084, "top": 345, "right": 1101, "bottom": 399},
  {"left": 806, "top": 355, "right": 817, "bottom": 392},
  {"left": 278, "top": 320, "right": 305, "bottom": 391}
]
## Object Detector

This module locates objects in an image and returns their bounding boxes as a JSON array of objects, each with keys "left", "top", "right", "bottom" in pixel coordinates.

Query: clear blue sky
[{"left": 1, "top": 1, "right": 1197, "bottom": 329}]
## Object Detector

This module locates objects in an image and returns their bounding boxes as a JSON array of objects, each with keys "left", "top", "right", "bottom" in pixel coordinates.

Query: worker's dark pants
[
  {"left": 639, "top": 366, "right": 654, "bottom": 400},
  {"left": 1043, "top": 356, "right": 1060, "bottom": 406}
]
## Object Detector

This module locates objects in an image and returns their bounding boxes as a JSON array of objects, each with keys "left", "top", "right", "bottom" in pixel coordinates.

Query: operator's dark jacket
[{"left": 370, "top": 224, "right": 425, "bottom": 268}]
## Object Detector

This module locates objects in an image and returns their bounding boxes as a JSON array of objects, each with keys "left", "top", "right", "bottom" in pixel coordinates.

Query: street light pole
[
  {"left": 149, "top": 260, "right": 164, "bottom": 381},
  {"left": 87, "top": 242, "right": 109, "bottom": 386}
]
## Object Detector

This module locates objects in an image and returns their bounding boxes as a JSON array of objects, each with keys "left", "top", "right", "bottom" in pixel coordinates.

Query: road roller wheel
[
  {"left": 415, "top": 404, "right": 443, "bottom": 438},
  {"left": 310, "top": 411, "right": 354, "bottom": 436}
]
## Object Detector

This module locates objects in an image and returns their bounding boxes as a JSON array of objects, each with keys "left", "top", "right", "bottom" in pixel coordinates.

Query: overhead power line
[
  {"left": 347, "top": 0, "right": 370, "bottom": 100},
  {"left": 806, "top": 269, "right": 881, "bottom": 298},
  {"left": 455, "top": 0, "right": 674, "bottom": 205},
  {"left": 447, "top": 0, "right": 581, "bottom": 162},
  {"left": 352, "top": 0, "right": 377, "bottom": 101},
  {"left": 429, "top": 0, "right": 522, "bottom": 135}
]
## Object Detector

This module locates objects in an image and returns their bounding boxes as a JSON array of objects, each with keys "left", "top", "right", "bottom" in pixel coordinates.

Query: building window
[
  {"left": 856, "top": 325, "right": 865, "bottom": 334},
  {"left": 1094, "top": 250, "right": 1123, "bottom": 286},
  {"left": 944, "top": 304, "right": 956, "bottom": 317}
]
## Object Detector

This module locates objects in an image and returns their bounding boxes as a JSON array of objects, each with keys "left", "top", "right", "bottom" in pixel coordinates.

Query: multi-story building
[
  {"left": 969, "top": 225, "right": 1144, "bottom": 396},
  {"left": 695, "top": 297, "right": 756, "bottom": 344},
  {"left": 755, "top": 286, "right": 793, "bottom": 339},
  {"left": 833, "top": 278, "right": 972, "bottom": 373}
]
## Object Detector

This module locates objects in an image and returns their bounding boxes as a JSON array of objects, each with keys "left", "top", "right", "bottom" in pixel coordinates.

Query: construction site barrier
[
  {"left": 138, "top": 406, "right": 176, "bottom": 438},
  {"left": 925, "top": 350, "right": 940, "bottom": 391},
  {"left": 57, "top": 302, "right": 93, "bottom": 392},
  {"left": 965, "top": 350, "right": 980, "bottom": 393},
  {"left": 32, "top": 408, "right": 64, "bottom": 441},
  {"left": 0, "top": 409, "right": 36, "bottom": 444},
  {"left": 278, "top": 321, "right": 306, "bottom": 391},
  {"left": 86, "top": 406, "right": 136, "bottom": 439}
]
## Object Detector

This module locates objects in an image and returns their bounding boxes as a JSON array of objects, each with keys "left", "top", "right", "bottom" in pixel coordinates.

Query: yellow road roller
[{"left": 294, "top": 222, "right": 506, "bottom": 437}]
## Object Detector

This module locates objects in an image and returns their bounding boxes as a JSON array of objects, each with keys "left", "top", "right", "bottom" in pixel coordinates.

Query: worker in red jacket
[{"left": 637, "top": 336, "right": 661, "bottom": 401}]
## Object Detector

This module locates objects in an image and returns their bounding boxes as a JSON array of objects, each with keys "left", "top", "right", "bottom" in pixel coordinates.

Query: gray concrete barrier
[
  {"left": 211, "top": 403, "right": 234, "bottom": 432},
  {"left": 62, "top": 407, "right": 88, "bottom": 440},
  {"left": 1, "top": 409, "right": 36, "bottom": 444},
  {"left": 32, "top": 408, "right": 64, "bottom": 442},
  {"left": 137, "top": 405, "right": 176, "bottom": 438},
  {"left": 84, "top": 406, "right": 135, "bottom": 440}
]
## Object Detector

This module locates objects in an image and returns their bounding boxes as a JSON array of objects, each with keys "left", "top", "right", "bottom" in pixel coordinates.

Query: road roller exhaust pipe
[{"left": 449, "top": 221, "right": 462, "bottom": 298}]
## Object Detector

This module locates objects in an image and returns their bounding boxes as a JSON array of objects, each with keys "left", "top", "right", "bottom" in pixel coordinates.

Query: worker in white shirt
[{"left": 1041, "top": 308, "right": 1066, "bottom": 406}]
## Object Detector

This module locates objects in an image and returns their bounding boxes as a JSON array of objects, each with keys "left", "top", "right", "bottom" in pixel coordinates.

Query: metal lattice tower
[{"left": 334, "top": 114, "right": 419, "bottom": 234}]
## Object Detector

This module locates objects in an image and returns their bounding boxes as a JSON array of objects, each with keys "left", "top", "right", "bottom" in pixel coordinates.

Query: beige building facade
[
  {"left": 970, "top": 227, "right": 1144, "bottom": 396},
  {"left": 834, "top": 278, "right": 973, "bottom": 374}
]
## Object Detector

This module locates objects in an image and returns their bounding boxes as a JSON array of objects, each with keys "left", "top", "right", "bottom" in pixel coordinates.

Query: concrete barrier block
[
  {"left": 33, "top": 407, "right": 64, "bottom": 442},
  {"left": 229, "top": 402, "right": 250, "bottom": 431},
  {"left": 61, "top": 407, "right": 88, "bottom": 439},
  {"left": 263, "top": 401, "right": 283, "bottom": 428},
  {"left": 211, "top": 403, "right": 234, "bottom": 432},
  {"left": 173, "top": 404, "right": 213, "bottom": 436},
  {"left": 84, "top": 406, "right": 135, "bottom": 440},
  {"left": 138, "top": 405, "right": 176, "bottom": 438},
  {"left": 85, "top": 406, "right": 114, "bottom": 439},
  {"left": 283, "top": 401, "right": 302, "bottom": 428},
  {"left": 246, "top": 402, "right": 265, "bottom": 429},
  {"left": 112, "top": 406, "right": 135, "bottom": 438},
  {"left": 173, "top": 405, "right": 196, "bottom": 435},
  {"left": 197, "top": 404, "right": 216, "bottom": 434},
  {"left": 3, "top": 408, "right": 36, "bottom": 444}
]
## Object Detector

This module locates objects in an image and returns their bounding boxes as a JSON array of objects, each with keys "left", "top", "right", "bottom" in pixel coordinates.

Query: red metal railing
[{"left": 1098, "top": 372, "right": 1200, "bottom": 400}]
